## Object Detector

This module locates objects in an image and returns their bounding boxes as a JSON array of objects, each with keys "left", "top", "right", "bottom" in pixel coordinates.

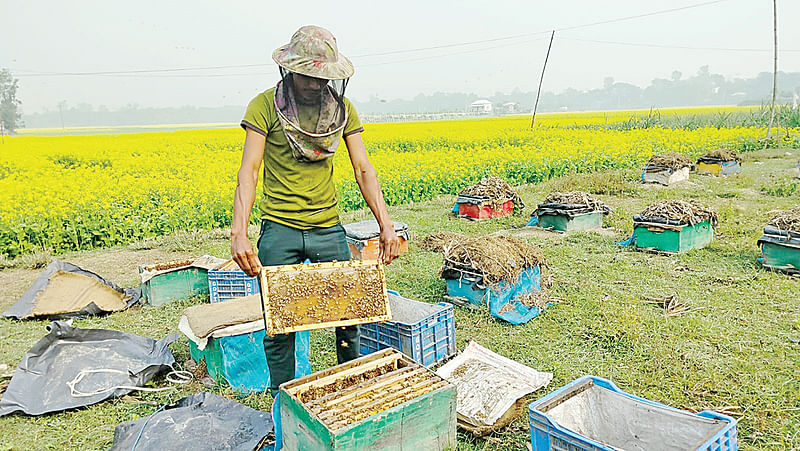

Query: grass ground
[{"left": 0, "top": 149, "right": 798, "bottom": 450}]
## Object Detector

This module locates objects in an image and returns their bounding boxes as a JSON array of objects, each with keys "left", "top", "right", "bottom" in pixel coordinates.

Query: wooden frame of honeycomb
[
  {"left": 258, "top": 260, "right": 391, "bottom": 336},
  {"left": 282, "top": 349, "right": 450, "bottom": 432}
]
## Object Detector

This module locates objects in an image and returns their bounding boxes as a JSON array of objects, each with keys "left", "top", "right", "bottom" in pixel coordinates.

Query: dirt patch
[
  {"left": 701, "top": 148, "right": 742, "bottom": 163},
  {"left": 647, "top": 153, "right": 693, "bottom": 170},
  {"left": 768, "top": 206, "right": 800, "bottom": 233},
  {"left": 419, "top": 231, "right": 462, "bottom": 252},
  {"left": 639, "top": 200, "right": 719, "bottom": 227},
  {"left": 460, "top": 176, "right": 524, "bottom": 209},
  {"left": 516, "top": 291, "right": 551, "bottom": 309},
  {"left": 0, "top": 248, "right": 187, "bottom": 313},
  {"left": 440, "top": 233, "right": 545, "bottom": 285}
]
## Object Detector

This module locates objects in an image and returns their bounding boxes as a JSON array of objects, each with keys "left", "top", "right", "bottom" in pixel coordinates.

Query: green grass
[{"left": 1, "top": 150, "right": 799, "bottom": 450}]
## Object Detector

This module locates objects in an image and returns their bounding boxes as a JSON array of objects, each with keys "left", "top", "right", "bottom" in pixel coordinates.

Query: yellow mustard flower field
[{"left": 1, "top": 106, "right": 797, "bottom": 258}]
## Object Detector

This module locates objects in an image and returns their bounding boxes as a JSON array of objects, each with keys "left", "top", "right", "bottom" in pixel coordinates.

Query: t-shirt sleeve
[
  {"left": 343, "top": 98, "right": 364, "bottom": 137},
  {"left": 241, "top": 94, "right": 269, "bottom": 136}
]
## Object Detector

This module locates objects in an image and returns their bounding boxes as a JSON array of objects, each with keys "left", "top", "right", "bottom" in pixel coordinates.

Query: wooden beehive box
[
  {"left": 279, "top": 349, "right": 457, "bottom": 450},
  {"left": 258, "top": 260, "right": 391, "bottom": 336}
]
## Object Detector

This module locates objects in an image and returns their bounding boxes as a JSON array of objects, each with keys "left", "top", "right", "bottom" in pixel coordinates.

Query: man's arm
[
  {"left": 344, "top": 132, "right": 402, "bottom": 264},
  {"left": 231, "top": 128, "right": 266, "bottom": 276}
]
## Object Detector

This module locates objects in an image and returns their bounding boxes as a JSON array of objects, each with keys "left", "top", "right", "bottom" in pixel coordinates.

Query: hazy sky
[{"left": 3, "top": 0, "right": 799, "bottom": 113}]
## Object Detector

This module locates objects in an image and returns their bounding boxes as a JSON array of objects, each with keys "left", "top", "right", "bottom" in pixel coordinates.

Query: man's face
[{"left": 292, "top": 73, "right": 327, "bottom": 105}]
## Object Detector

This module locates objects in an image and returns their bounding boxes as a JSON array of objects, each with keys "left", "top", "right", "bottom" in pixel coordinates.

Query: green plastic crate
[
  {"left": 537, "top": 211, "right": 603, "bottom": 232},
  {"left": 140, "top": 267, "right": 210, "bottom": 307},
  {"left": 634, "top": 220, "right": 713, "bottom": 253}
]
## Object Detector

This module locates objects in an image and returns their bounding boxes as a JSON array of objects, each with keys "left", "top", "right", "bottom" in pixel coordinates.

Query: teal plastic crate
[
  {"left": 633, "top": 219, "right": 713, "bottom": 254},
  {"left": 757, "top": 227, "right": 800, "bottom": 274},
  {"left": 529, "top": 376, "right": 737, "bottom": 451},
  {"left": 189, "top": 329, "right": 310, "bottom": 393},
  {"left": 442, "top": 264, "right": 546, "bottom": 325},
  {"left": 359, "top": 291, "right": 456, "bottom": 366},
  {"left": 140, "top": 267, "right": 210, "bottom": 307}
]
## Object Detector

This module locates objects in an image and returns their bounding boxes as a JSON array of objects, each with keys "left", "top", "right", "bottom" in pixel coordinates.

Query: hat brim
[{"left": 272, "top": 46, "right": 354, "bottom": 80}]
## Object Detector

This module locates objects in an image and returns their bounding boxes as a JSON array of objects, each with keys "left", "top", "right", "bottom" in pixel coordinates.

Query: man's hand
[
  {"left": 231, "top": 128, "right": 265, "bottom": 277},
  {"left": 344, "top": 132, "right": 402, "bottom": 265},
  {"left": 378, "top": 226, "right": 402, "bottom": 265},
  {"left": 231, "top": 233, "right": 261, "bottom": 277}
]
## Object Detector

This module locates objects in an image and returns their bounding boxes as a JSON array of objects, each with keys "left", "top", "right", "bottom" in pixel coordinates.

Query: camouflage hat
[{"left": 272, "top": 26, "right": 354, "bottom": 80}]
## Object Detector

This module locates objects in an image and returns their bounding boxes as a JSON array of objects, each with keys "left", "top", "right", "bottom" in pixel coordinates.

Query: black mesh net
[{"left": 278, "top": 68, "right": 348, "bottom": 128}]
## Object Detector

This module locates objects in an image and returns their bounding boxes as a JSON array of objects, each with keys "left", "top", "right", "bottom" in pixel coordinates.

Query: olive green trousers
[{"left": 257, "top": 219, "right": 360, "bottom": 395}]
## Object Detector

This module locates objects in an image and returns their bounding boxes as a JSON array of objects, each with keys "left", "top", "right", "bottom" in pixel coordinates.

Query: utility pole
[
  {"left": 764, "top": 0, "right": 778, "bottom": 148},
  {"left": 1, "top": 122, "right": 5, "bottom": 144},
  {"left": 531, "top": 30, "right": 555, "bottom": 129}
]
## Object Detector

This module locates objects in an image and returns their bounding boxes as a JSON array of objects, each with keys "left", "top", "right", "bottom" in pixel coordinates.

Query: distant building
[
  {"left": 501, "top": 102, "right": 519, "bottom": 114},
  {"left": 468, "top": 99, "right": 493, "bottom": 114}
]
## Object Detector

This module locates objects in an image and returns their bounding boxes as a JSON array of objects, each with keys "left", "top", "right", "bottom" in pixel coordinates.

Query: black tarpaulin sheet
[
  {"left": 0, "top": 321, "right": 176, "bottom": 416},
  {"left": 110, "top": 392, "right": 273, "bottom": 451},
  {"left": 534, "top": 202, "right": 610, "bottom": 219},
  {"left": 2, "top": 260, "right": 141, "bottom": 320}
]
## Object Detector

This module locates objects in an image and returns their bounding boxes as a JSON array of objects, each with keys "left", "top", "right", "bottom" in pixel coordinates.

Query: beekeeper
[{"left": 230, "top": 25, "right": 401, "bottom": 394}]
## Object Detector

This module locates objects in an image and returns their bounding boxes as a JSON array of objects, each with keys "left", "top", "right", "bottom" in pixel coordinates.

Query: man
[{"left": 230, "top": 25, "right": 402, "bottom": 394}]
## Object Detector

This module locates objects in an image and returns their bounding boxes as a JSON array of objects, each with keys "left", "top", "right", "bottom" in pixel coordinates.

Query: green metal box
[
  {"left": 279, "top": 349, "right": 457, "bottom": 450},
  {"left": 758, "top": 229, "right": 800, "bottom": 274},
  {"left": 537, "top": 211, "right": 604, "bottom": 232},
  {"left": 761, "top": 242, "right": 800, "bottom": 273},
  {"left": 634, "top": 220, "right": 713, "bottom": 254},
  {"left": 140, "top": 267, "right": 210, "bottom": 307}
]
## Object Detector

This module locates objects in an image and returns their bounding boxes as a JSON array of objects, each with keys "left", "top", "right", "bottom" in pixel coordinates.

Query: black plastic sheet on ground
[
  {"left": 110, "top": 392, "right": 273, "bottom": 451},
  {"left": 2, "top": 260, "right": 141, "bottom": 320},
  {"left": 0, "top": 321, "right": 176, "bottom": 416}
]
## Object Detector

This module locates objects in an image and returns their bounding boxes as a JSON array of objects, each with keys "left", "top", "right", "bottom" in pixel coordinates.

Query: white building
[
  {"left": 501, "top": 102, "right": 519, "bottom": 114},
  {"left": 468, "top": 99, "right": 493, "bottom": 114}
]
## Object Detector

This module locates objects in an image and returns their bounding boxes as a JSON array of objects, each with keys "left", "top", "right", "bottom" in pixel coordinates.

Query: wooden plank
[
  {"left": 332, "top": 384, "right": 457, "bottom": 450},
  {"left": 274, "top": 314, "right": 392, "bottom": 335},
  {"left": 261, "top": 259, "right": 381, "bottom": 274},
  {"left": 315, "top": 371, "right": 434, "bottom": 420},
  {"left": 326, "top": 379, "right": 449, "bottom": 430},
  {"left": 280, "top": 349, "right": 455, "bottom": 450},
  {"left": 286, "top": 353, "right": 403, "bottom": 397},
  {"left": 258, "top": 260, "right": 391, "bottom": 336},
  {"left": 282, "top": 349, "right": 401, "bottom": 391},
  {"left": 307, "top": 366, "right": 422, "bottom": 410},
  {"left": 281, "top": 386, "right": 333, "bottom": 450}
]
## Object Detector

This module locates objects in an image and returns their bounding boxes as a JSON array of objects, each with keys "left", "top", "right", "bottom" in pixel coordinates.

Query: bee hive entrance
[
  {"left": 287, "top": 352, "right": 448, "bottom": 432},
  {"left": 259, "top": 260, "right": 391, "bottom": 335}
]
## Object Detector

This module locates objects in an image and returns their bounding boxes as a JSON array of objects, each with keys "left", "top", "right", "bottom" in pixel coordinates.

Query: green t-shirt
[{"left": 241, "top": 87, "right": 363, "bottom": 230}]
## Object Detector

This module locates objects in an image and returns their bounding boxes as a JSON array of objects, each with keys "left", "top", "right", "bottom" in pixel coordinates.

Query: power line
[
  {"left": 351, "top": 32, "right": 552, "bottom": 58},
  {"left": 559, "top": 36, "right": 800, "bottom": 53},
  {"left": 555, "top": 0, "right": 731, "bottom": 32},
  {"left": 11, "top": 0, "right": 734, "bottom": 78}
]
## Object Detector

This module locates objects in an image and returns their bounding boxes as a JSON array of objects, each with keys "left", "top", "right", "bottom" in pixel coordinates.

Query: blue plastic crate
[
  {"left": 188, "top": 329, "right": 311, "bottom": 393},
  {"left": 359, "top": 290, "right": 456, "bottom": 366},
  {"left": 443, "top": 264, "right": 546, "bottom": 325},
  {"left": 529, "top": 376, "right": 737, "bottom": 451},
  {"left": 207, "top": 270, "right": 258, "bottom": 303}
]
